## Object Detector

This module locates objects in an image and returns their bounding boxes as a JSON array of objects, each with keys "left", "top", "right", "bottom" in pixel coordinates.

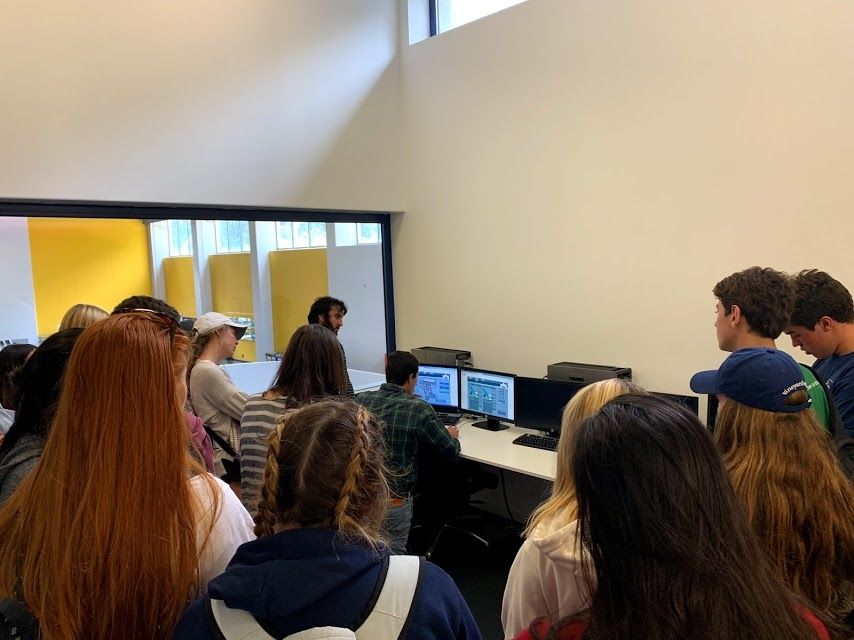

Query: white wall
[
  {"left": 396, "top": 0, "right": 854, "bottom": 396},
  {"left": 5, "top": 0, "right": 854, "bottom": 401},
  {"left": 0, "top": 1, "right": 403, "bottom": 211},
  {"left": 327, "top": 239, "right": 387, "bottom": 373},
  {"left": 0, "top": 218, "right": 38, "bottom": 344}
]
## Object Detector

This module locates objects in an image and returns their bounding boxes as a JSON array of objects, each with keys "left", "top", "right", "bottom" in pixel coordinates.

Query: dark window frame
[{"left": 0, "top": 197, "right": 397, "bottom": 354}]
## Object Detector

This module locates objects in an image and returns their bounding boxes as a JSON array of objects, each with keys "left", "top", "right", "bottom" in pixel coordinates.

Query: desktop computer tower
[
  {"left": 412, "top": 346, "right": 473, "bottom": 368},
  {"left": 546, "top": 361, "right": 632, "bottom": 384}
]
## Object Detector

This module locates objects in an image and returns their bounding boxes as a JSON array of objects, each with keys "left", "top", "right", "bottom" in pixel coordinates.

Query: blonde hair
[
  {"left": 715, "top": 394, "right": 854, "bottom": 619},
  {"left": 254, "top": 400, "right": 389, "bottom": 549},
  {"left": 58, "top": 303, "right": 108, "bottom": 331},
  {"left": 526, "top": 378, "right": 646, "bottom": 535}
]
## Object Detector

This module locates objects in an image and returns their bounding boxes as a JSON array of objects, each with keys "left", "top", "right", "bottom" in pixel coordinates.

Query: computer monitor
[
  {"left": 460, "top": 367, "right": 515, "bottom": 431},
  {"left": 651, "top": 392, "right": 700, "bottom": 417},
  {"left": 515, "top": 377, "right": 585, "bottom": 437},
  {"left": 706, "top": 394, "right": 719, "bottom": 431},
  {"left": 414, "top": 364, "right": 460, "bottom": 412}
]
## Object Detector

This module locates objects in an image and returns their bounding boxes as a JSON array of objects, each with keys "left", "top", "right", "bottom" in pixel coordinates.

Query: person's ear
[
  {"left": 729, "top": 305, "right": 742, "bottom": 326},
  {"left": 818, "top": 316, "right": 834, "bottom": 332}
]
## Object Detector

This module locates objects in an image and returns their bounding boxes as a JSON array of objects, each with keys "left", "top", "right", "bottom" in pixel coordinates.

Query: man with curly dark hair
[
  {"left": 786, "top": 270, "right": 854, "bottom": 437},
  {"left": 710, "top": 267, "right": 835, "bottom": 432}
]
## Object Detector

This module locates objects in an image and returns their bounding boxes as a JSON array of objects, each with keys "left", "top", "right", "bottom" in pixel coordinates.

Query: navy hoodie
[{"left": 173, "top": 528, "right": 482, "bottom": 639}]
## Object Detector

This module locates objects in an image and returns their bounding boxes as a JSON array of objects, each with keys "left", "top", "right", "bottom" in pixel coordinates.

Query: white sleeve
[
  {"left": 501, "top": 538, "right": 551, "bottom": 640},
  {"left": 191, "top": 474, "right": 256, "bottom": 594}
]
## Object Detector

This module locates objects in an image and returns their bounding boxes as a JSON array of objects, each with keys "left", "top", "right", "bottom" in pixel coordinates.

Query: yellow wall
[
  {"left": 27, "top": 218, "right": 152, "bottom": 336},
  {"left": 163, "top": 256, "right": 196, "bottom": 318},
  {"left": 269, "top": 249, "right": 328, "bottom": 351},
  {"left": 209, "top": 253, "right": 256, "bottom": 361}
]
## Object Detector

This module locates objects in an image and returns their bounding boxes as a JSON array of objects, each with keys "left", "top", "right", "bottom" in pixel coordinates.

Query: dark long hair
[
  {"left": 0, "top": 344, "right": 37, "bottom": 410},
  {"left": 266, "top": 325, "right": 346, "bottom": 406},
  {"left": 549, "top": 394, "right": 817, "bottom": 640},
  {"left": 0, "top": 329, "right": 83, "bottom": 455}
]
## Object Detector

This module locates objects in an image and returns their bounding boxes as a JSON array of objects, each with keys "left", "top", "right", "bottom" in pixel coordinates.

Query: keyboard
[
  {"left": 513, "top": 433, "right": 559, "bottom": 451},
  {"left": 436, "top": 412, "right": 462, "bottom": 426}
]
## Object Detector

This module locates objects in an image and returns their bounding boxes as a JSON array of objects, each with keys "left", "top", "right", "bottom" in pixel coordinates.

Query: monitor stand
[{"left": 471, "top": 417, "right": 509, "bottom": 432}]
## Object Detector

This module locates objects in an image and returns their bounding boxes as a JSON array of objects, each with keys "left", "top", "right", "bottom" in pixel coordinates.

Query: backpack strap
[
  {"left": 205, "top": 595, "right": 277, "bottom": 640},
  {"left": 202, "top": 423, "right": 239, "bottom": 459},
  {"left": 203, "top": 555, "right": 423, "bottom": 640},
  {"left": 355, "top": 555, "right": 422, "bottom": 640}
]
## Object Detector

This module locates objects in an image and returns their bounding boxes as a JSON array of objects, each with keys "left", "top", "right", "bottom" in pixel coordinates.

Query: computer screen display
[
  {"left": 515, "top": 377, "right": 585, "bottom": 435},
  {"left": 651, "top": 392, "right": 700, "bottom": 416},
  {"left": 460, "top": 368, "right": 515, "bottom": 430},
  {"left": 414, "top": 364, "right": 459, "bottom": 411}
]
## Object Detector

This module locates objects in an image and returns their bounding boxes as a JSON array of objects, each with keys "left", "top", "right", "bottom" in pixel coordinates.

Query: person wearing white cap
[{"left": 189, "top": 312, "right": 249, "bottom": 491}]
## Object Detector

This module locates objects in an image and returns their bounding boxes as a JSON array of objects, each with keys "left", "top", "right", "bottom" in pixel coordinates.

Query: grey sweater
[{"left": 0, "top": 433, "right": 45, "bottom": 503}]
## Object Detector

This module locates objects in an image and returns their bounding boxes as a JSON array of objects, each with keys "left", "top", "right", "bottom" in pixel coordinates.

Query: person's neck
[
  {"left": 834, "top": 323, "right": 854, "bottom": 356},
  {"left": 730, "top": 333, "right": 776, "bottom": 351},
  {"left": 200, "top": 343, "right": 224, "bottom": 364}
]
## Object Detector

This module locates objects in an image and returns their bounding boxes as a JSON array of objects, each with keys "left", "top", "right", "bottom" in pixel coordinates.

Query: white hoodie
[{"left": 501, "top": 514, "right": 591, "bottom": 639}]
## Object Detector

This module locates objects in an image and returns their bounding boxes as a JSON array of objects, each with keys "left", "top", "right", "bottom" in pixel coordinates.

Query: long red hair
[{"left": 0, "top": 313, "right": 216, "bottom": 639}]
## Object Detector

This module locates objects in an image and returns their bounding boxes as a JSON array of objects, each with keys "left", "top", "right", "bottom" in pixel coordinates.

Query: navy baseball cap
[{"left": 690, "top": 348, "right": 810, "bottom": 413}]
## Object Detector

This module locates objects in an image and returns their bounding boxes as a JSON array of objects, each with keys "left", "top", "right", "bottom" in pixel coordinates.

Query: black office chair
[{"left": 409, "top": 451, "right": 498, "bottom": 559}]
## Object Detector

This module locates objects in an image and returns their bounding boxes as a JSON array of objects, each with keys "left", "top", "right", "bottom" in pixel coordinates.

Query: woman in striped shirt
[{"left": 239, "top": 324, "right": 348, "bottom": 515}]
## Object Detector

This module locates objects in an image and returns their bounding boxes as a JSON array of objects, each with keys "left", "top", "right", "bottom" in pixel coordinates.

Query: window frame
[{"left": 0, "top": 198, "right": 397, "bottom": 353}]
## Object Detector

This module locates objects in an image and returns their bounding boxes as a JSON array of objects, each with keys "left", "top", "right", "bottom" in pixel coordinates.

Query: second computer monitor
[
  {"left": 514, "top": 377, "right": 586, "bottom": 437},
  {"left": 460, "top": 368, "right": 515, "bottom": 431},
  {"left": 414, "top": 364, "right": 460, "bottom": 412}
]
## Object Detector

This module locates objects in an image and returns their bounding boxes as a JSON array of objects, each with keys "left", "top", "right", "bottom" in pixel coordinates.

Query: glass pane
[
  {"left": 215, "top": 220, "right": 229, "bottom": 253},
  {"left": 276, "top": 221, "right": 293, "bottom": 249},
  {"left": 168, "top": 220, "right": 181, "bottom": 256},
  {"left": 357, "top": 223, "right": 380, "bottom": 245},
  {"left": 215, "top": 220, "right": 250, "bottom": 253},
  {"left": 335, "top": 222, "right": 358, "bottom": 247},
  {"left": 172, "top": 220, "right": 192, "bottom": 256},
  {"left": 436, "top": 0, "right": 527, "bottom": 33},
  {"left": 308, "top": 222, "right": 327, "bottom": 247},
  {"left": 293, "top": 221, "right": 310, "bottom": 248}
]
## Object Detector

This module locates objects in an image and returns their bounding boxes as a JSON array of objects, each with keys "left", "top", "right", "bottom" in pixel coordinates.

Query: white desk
[
  {"left": 220, "top": 361, "right": 385, "bottom": 395},
  {"left": 457, "top": 419, "right": 556, "bottom": 482}
]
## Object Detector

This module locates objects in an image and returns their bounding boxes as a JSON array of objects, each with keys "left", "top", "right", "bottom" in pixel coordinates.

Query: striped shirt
[{"left": 239, "top": 394, "right": 296, "bottom": 516}]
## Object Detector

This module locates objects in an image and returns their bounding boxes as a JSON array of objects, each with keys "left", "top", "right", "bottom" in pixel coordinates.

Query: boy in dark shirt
[{"left": 785, "top": 269, "right": 854, "bottom": 437}]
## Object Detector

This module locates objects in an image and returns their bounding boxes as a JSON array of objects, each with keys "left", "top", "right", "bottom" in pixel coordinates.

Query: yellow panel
[
  {"left": 209, "top": 253, "right": 252, "bottom": 317},
  {"left": 233, "top": 340, "right": 256, "bottom": 362},
  {"left": 209, "top": 252, "right": 256, "bottom": 361},
  {"left": 27, "top": 218, "right": 152, "bottom": 337},
  {"left": 269, "top": 248, "right": 328, "bottom": 352},
  {"left": 163, "top": 257, "right": 196, "bottom": 317}
]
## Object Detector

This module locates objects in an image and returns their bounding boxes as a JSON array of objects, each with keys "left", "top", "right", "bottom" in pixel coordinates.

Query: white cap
[{"left": 193, "top": 312, "right": 247, "bottom": 338}]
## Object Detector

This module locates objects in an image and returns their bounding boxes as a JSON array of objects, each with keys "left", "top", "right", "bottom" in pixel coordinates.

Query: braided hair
[{"left": 253, "top": 400, "right": 389, "bottom": 548}]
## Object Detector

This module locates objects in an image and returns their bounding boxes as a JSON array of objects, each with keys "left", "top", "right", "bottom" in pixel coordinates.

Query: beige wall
[
  {"left": 4, "top": 0, "right": 854, "bottom": 403},
  {"left": 395, "top": 0, "right": 854, "bottom": 398},
  {"left": 0, "top": 1, "right": 403, "bottom": 210}
]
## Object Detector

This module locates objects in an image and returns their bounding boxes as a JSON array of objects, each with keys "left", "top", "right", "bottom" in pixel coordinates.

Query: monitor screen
[
  {"left": 414, "top": 364, "right": 459, "bottom": 411},
  {"left": 651, "top": 392, "right": 700, "bottom": 417},
  {"left": 515, "top": 377, "right": 585, "bottom": 435},
  {"left": 706, "top": 394, "right": 719, "bottom": 431},
  {"left": 460, "top": 368, "right": 515, "bottom": 430}
]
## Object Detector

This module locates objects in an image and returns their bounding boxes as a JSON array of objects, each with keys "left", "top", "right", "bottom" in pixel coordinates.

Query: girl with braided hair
[{"left": 174, "top": 399, "right": 482, "bottom": 640}]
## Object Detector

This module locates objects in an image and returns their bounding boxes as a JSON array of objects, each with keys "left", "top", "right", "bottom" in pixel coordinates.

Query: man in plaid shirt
[{"left": 356, "top": 350, "right": 461, "bottom": 554}]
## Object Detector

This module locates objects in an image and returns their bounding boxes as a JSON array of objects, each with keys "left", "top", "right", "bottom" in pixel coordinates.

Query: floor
[{"left": 411, "top": 510, "right": 524, "bottom": 640}]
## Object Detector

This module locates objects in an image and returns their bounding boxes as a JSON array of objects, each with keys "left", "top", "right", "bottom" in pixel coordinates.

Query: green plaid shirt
[{"left": 356, "top": 383, "right": 461, "bottom": 496}]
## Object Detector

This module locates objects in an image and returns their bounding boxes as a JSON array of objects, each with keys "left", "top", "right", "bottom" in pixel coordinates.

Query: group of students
[
  {"left": 502, "top": 266, "right": 854, "bottom": 639},
  {"left": 0, "top": 266, "right": 849, "bottom": 639}
]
